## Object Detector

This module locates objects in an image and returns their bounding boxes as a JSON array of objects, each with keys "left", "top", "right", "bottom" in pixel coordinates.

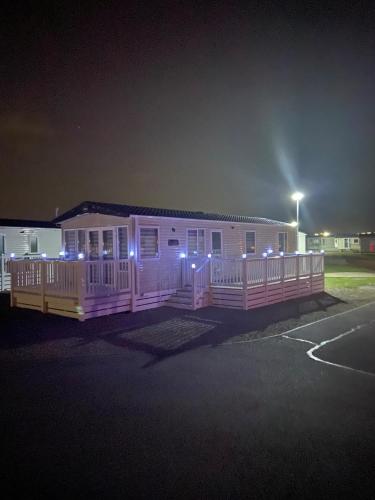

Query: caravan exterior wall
[{"left": 60, "top": 212, "right": 297, "bottom": 294}]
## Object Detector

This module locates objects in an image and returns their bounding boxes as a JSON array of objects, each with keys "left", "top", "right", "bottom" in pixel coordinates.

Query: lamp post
[{"left": 291, "top": 192, "right": 304, "bottom": 252}]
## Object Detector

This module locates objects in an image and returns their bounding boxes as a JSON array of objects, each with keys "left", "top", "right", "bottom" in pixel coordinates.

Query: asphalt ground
[{"left": 1, "top": 294, "right": 375, "bottom": 499}]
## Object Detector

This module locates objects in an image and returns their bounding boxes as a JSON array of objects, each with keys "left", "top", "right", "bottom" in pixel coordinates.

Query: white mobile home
[
  {"left": 0, "top": 219, "right": 61, "bottom": 291},
  {"left": 8, "top": 201, "right": 324, "bottom": 319}
]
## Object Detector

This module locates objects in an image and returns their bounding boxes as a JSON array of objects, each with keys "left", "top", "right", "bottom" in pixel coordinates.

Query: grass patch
[
  {"left": 325, "top": 277, "right": 375, "bottom": 288},
  {"left": 324, "top": 264, "right": 374, "bottom": 273}
]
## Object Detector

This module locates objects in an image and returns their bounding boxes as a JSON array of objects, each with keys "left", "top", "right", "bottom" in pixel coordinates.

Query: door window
[
  {"left": 102, "top": 230, "right": 114, "bottom": 260},
  {"left": 88, "top": 231, "right": 100, "bottom": 260}
]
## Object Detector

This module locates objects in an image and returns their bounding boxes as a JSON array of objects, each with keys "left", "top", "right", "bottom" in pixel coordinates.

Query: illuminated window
[
  {"left": 140, "top": 227, "right": 159, "bottom": 258},
  {"left": 245, "top": 231, "right": 256, "bottom": 254},
  {"left": 64, "top": 230, "right": 76, "bottom": 259},
  {"left": 102, "top": 230, "right": 114, "bottom": 260},
  {"left": 187, "top": 229, "right": 205, "bottom": 256}
]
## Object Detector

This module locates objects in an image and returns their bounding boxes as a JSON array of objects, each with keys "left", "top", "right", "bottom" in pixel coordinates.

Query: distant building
[
  {"left": 359, "top": 232, "right": 375, "bottom": 253},
  {"left": 306, "top": 233, "right": 360, "bottom": 253}
]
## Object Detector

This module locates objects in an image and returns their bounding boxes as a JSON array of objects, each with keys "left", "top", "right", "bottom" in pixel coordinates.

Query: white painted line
[
  {"left": 223, "top": 300, "right": 375, "bottom": 346},
  {"left": 282, "top": 335, "right": 317, "bottom": 346},
  {"left": 278, "top": 300, "right": 375, "bottom": 337},
  {"left": 306, "top": 322, "right": 375, "bottom": 378}
]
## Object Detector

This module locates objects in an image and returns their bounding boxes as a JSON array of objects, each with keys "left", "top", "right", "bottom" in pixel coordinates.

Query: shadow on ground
[{"left": 0, "top": 291, "right": 345, "bottom": 365}]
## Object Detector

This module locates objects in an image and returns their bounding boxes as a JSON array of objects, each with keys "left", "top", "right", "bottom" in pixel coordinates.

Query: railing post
[
  {"left": 0, "top": 254, "right": 4, "bottom": 292},
  {"left": 242, "top": 257, "right": 248, "bottom": 310},
  {"left": 9, "top": 259, "right": 15, "bottom": 307},
  {"left": 76, "top": 261, "right": 86, "bottom": 321},
  {"left": 264, "top": 256, "right": 268, "bottom": 301},
  {"left": 40, "top": 261, "right": 47, "bottom": 313},
  {"left": 192, "top": 266, "right": 197, "bottom": 310},
  {"left": 130, "top": 257, "right": 137, "bottom": 312},
  {"left": 310, "top": 252, "right": 313, "bottom": 293}
]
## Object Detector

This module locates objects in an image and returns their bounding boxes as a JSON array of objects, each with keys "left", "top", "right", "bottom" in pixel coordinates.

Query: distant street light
[{"left": 291, "top": 192, "right": 304, "bottom": 251}]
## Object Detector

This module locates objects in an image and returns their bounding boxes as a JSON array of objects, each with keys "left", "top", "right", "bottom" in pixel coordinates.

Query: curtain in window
[{"left": 140, "top": 228, "right": 158, "bottom": 258}]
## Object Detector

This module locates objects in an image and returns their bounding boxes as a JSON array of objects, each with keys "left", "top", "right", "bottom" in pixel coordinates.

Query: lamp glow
[
  {"left": 129, "top": 250, "right": 135, "bottom": 257},
  {"left": 320, "top": 249, "right": 325, "bottom": 254},
  {"left": 59, "top": 251, "right": 65, "bottom": 257},
  {"left": 78, "top": 253, "right": 84, "bottom": 260},
  {"left": 309, "top": 250, "right": 313, "bottom": 254},
  {"left": 10, "top": 252, "right": 15, "bottom": 258},
  {"left": 242, "top": 253, "right": 247, "bottom": 259},
  {"left": 279, "top": 251, "right": 284, "bottom": 257},
  {"left": 179, "top": 252, "right": 186, "bottom": 258},
  {"left": 291, "top": 192, "right": 304, "bottom": 202},
  {"left": 191, "top": 263, "right": 196, "bottom": 269},
  {"left": 207, "top": 253, "right": 212, "bottom": 258},
  {"left": 290, "top": 221, "right": 298, "bottom": 228},
  {"left": 322, "top": 231, "right": 330, "bottom": 237},
  {"left": 267, "top": 248, "right": 273, "bottom": 254},
  {"left": 262, "top": 252, "right": 268, "bottom": 258},
  {"left": 41, "top": 253, "right": 47, "bottom": 258}
]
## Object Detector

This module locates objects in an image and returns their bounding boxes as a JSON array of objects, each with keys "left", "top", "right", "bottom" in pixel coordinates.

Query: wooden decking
[{"left": 7, "top": 253, "right": 325, "bottom": 319}]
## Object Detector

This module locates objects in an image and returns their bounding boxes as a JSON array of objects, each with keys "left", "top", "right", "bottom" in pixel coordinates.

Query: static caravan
[
  {"left": 8, "top": 201, "right": 324, "bottom": 319},
  {"left": 359, "top": 233, "right": 375, "bottom": 253},
  {"left": 0, "top": 219, "right": 61, "bottom": 291}
]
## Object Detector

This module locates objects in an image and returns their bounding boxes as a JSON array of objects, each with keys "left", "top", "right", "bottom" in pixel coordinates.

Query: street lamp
[{"left": 291, "top": 192, "right": 304, "bottom": 251}]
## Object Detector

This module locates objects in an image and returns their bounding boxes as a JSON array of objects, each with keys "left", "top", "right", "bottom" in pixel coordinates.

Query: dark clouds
[{"left": 1, "top": 1, "right": 375, "bottom": 232}]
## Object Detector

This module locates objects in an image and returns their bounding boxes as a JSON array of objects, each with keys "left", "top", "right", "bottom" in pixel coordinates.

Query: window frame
[
  {"left": 139, "top": 225, "right": 160, "bottom": 260},
  {"left": 29, "top": 234, "right": 39, "bottom": 254},
  {"left": 245, "top": 231, "right": 256, "bottom": 255},
  {"left": 0, "top": 234, "right": 5, "bottom": 255},
  {"left": 186, "top": 228, "right": 206, "bottom": 257},
  {"left": 278, "top": 232, "right": 288, "bottom": 253},
  {"left": 210, "top": 229, "right": 223, "bottom": 256},
  {"left": 117, "top": 226, "right": 129, "bottom": 259}
]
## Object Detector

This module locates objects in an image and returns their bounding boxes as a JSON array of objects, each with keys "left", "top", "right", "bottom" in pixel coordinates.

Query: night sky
[{"left": 2, "top": 1, "right": 375, "bottom": 232}]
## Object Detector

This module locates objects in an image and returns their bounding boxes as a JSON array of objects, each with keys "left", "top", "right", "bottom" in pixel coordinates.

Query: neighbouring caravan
[
  {"left": 0, "top": 219, "right": 61, "bottom": 258},
  {"left": 0, "top": 219, "right": 61, "bottom": 291}
]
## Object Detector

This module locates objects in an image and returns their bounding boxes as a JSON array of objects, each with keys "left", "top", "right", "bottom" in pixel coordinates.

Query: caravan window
[
  {"left": 245, "top": 231, "right": 256, "bottom": 254},
  {"left": 0, "top": 235, "right": 5, "bottom": 254},
  {"left": 278, "top": 232, "right": 288, "bottom": 253},
  {"left": 30, "top": 235, "right": 38, "bottom": 253},
  {"left": 140, "top": 227, "right": 159, "bottom": 258},
  {"left": 118, "top": 227, "right": 128, "bottom": 259},
  {"left": 187, "top": 229, "right": 205, "bottom": 256}
]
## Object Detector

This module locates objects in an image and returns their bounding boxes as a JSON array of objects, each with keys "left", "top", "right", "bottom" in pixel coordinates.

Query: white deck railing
[
  {"left": 210, "top": 253, "right": 324, "bottom": 288},
  {"left": 9, "top": 258, "right": 131, "bottom": 298}
]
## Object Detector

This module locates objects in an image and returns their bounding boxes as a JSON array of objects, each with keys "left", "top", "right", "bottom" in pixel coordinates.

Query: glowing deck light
[
  {"left": 59, "top": 251, "right": 65, "bottom": 257},
  {"left": 242, "top": 253, "right": 247, "bottom": 259},
  {"left": 295, "top": 250, "right": 299, "bottom": 255},
  {"left": 179, "top": 252, "right": 186, "bottom": 258},
  {"left": 290, "top": 221, "right": 298, "bottom": 228},
  {"left": 78, "top": 253, "right": 84, "bottom": 260},
  {"left": 191, "top": 263, "right": 196, "bottom": 269},
  {"left": 320, "top": 249, "right": 325, "bottom": 254},
  {"left": 207, "top": 253, "right": 212, "bottom": 258},
  {"left": 267, "top": 248, "right": 273, "bottom": 254},
  {"left": 262, "top": 252, "right": 268, "bottom": 258},
  {"left": 10, "top": 252, "right": 15, "bottom": 258},
  {"left": 309, "top": 250, "right": 313, "bottom": 254},
  {"left": 322, "top": 231, "right": 330, "bottom": 237},
  {"left": 279, "top": 251, "right": 284, "bottom": 257},
  {"left": 41, "top": 253, "right": 47, "bottom": 258},
  {"left": 129, "top": 250, "right": 135, "bottom": 257}
]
